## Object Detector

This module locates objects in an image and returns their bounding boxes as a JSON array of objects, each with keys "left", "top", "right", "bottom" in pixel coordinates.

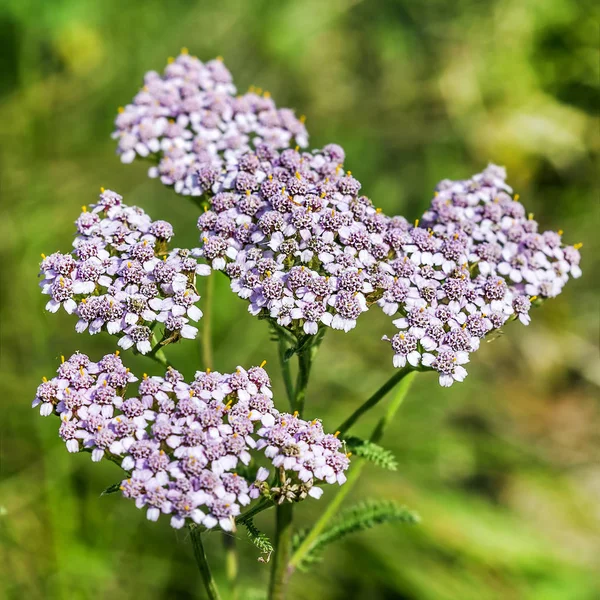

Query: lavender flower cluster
[
  {"left": 196, "top": 159, "right": 581, "bottom": 384},
  {"left": 33, "top": 353, "right": 350, "bottom": 530},
  {"left": 196, "top": 143, "right": 390, "bottom": 334},
  {"left": 112, "top": 51, "right": 308, "bottom": 197},
  {"left": 39, "top": 189, "right": 210, "bottom": 353},
  {"left": 114, "top": 56, "right": 582, "bottom": 387},
  {"left": 382, "top": 164, "right": 582, "bottom": 385}
]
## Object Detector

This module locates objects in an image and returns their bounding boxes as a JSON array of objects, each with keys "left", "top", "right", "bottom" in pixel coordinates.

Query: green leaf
[
  {"left": 345, "top": 436, "right": 398, "bottom": 471},
  {"left": 100, "top": 481, "right": 122, "bottom": 496},
  {"left": 244, "top": 519, "right": 274, "bottom": 563},
  {"left": 293, "top": 500, "right": 419, "bottom": 570}
]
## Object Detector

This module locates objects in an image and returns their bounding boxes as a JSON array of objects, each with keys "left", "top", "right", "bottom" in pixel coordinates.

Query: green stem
[
  {"left": 236, "top": 498, "right": 274, "bottom": 525},
  {"left": 291, "top": 459, "right": 366, "bottom": 571},
  {"left": 147, "top": 334, "right": 171, "bottom": 369},
  {"left": 289, "top": 371, "right": 417, "bottom": 570},
  {"left": 268, "top": 502, "right": 294, "bottom": 600},
  {"left": 200, "top": 274, "right": 237, "bottom": 595},
  {"left": 189, "top": 527, "right": 222, "bottom": 600},
  {"left": 202, "top": 272, "right": 214, "bottom": 370},
  {"left": 370, "top": 371, "right": 416, "bottom": 443},
  {"left": 267, "top": 334, "right": 321, "bottom": 597},
  {"left": 277, "top": 332, "right": 295, "bottom": 409},
  {"left": 148, "top": 347, "right": 170, "bottom": 369},
  {"left": 336, "top": 366, "right": 413, "bottom": 436},
  {"left": 223, "top": 535, "right": 238, "bottom": 600},
  {"left": 294, "top": 347, "right": 314, "bottom": 417}
]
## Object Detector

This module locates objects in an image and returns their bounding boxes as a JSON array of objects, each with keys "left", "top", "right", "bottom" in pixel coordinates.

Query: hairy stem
[
  {"left": 289, "top": 371, "right": 417, "bottom": 570},
  {"left": 336, "top": 366, "right": 413, "bottom": 436},
  {"left": 268, "top": 502, "right": 294, "bottom": 600},
  {"left": 202, "top": 272, "right": 214, "bottom": 370},
  {"left": 189, "top": 527, "right": 222, "bottom": 600}
]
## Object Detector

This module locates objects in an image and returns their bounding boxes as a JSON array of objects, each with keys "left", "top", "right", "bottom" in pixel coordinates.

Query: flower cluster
[
  {"left": 39, "top": 189, "right": 210, "bottom": 353},
  {"left": 33, "top": 353, "right": 350, "bottom": 530},
  {"left": 422, "top": 164, "right": 582, "bottom": 297},
  {"left": 112, "top": 54, "right": 582, "bottom": 387},
  {"left": 196, "top": 144, "right": 393, "bottom": 334},
  {"left": 113, "top": 51, "right": 308, "bottom": 197},
  {"left": 381, "top": 164, "right": 582, "bottom": 385}
]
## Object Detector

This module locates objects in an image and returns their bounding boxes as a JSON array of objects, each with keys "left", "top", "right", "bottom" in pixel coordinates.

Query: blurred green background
[{"left": 1, "top": 0, "right": 599, "bottom": 598}]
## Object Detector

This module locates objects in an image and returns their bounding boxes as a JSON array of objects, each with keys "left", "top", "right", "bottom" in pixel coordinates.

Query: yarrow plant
[{"left": 34, "top": 50, "right": 582, "bottom": 600}]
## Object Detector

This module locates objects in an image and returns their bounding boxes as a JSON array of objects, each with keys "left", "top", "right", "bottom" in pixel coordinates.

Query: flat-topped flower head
[
  {"left": 196, "top": 146, "right": 394, "bottom": 337},
  {"left": 256, "top": 412, "right": 350, "bottom": 495},
  {"left": 113, "top": 52, "right": 308, "bottom": 197},
  {"left": 422, "top": 164, "right": 581, "bottom": 297},
  {"left": 33, "top": 354, "right": 349, "bottom": 530},
  {"left": 39, "top": 189, "right": 210, "bottom": 353},
  {"left": 381, "top": 165, "right": 582, "bottom": 386}
]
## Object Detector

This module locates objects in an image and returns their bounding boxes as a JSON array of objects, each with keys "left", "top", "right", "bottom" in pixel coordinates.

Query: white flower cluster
[
  {"left": 39, "top": 189, "right": 210, "bottom": 353},
  {"left": 113, "top": 53, "right": 583, "bottom": 387},
  {"left": 113, "top": 51, "right": 308, "bottom": 197},
  {"left": 381, "top": 164, "right": 582, "bottom": 385},
  {"left": 33, "top": 353, "right": 350, "bottom": 530},
  {"left": 196, "top": 143, "right": 389, "bottom": 334}
]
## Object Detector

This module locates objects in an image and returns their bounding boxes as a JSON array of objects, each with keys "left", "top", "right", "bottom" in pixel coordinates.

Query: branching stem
[
  {"left": 289, "top": 371, "right": 417, "bottom": 570},
  {"left": 336, "top": 366, "right": 413, "bottom": 436}
]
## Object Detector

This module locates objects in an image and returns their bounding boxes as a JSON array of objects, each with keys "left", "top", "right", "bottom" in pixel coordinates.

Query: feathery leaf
[
  {"left": 345, "top": 436, "right": 398, "bottom": 471},
  {"left": 293, "top": 500, "right": 419, "bottom": 570},
  {"left": 245, "top": 519, "right": 274, "bottom": 563}
]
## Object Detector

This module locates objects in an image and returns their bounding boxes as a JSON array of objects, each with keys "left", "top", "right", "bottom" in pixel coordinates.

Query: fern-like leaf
[
  {"left": 293, "top": 500, "right": 419, "bottom": 570},
  {"left": 345, "top": 437, "right": 398, "bottom": 471},
  {"left": 245, "top": 519, "right": 274, "bottom": 563}
]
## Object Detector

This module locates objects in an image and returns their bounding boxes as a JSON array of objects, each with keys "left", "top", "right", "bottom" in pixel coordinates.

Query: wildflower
[
  {"left": 196, "top": 145, "right": 394, "bottom": 336},
  {"left": 39, "top": 189, "right": 210, "bottom": 352},
  {"left": 34, "top": 354, "right": 349, "bottom": 530},
  {"left": 381, "top": 165, "right": 580, "bottom": 386},
  {"left": 113, "top": 53, "right": 308, "bottom": 196}
]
